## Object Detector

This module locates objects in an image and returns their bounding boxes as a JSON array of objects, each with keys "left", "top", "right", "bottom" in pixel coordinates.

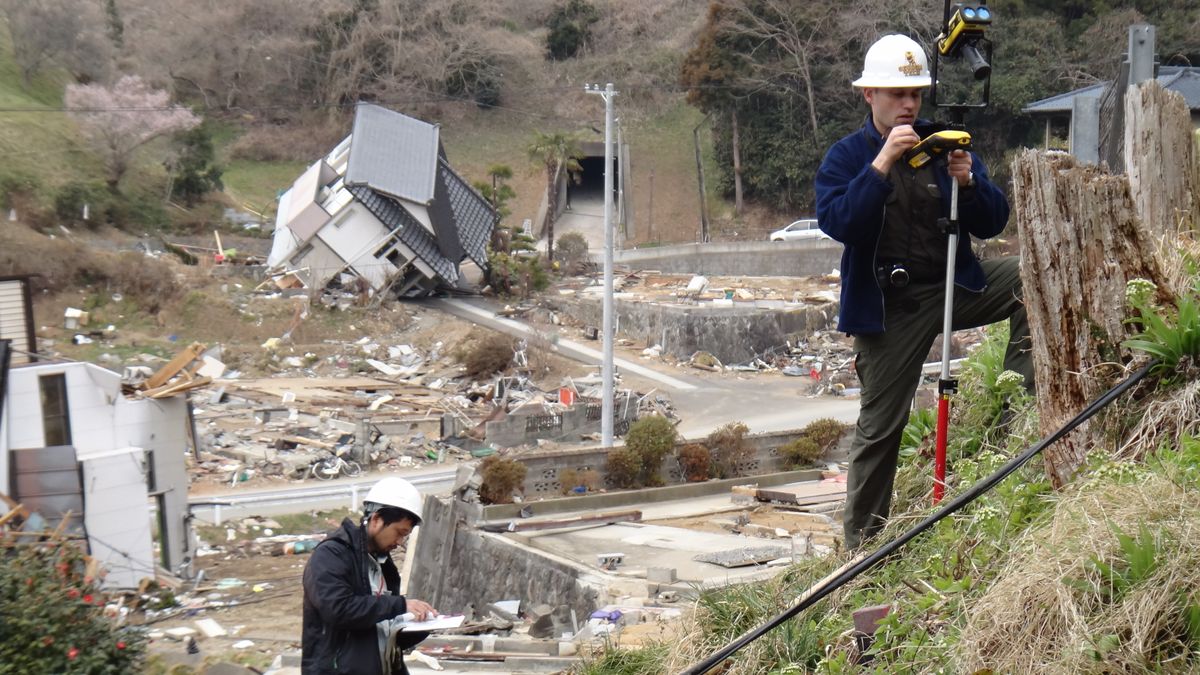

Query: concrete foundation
[{"left": 557, "top": 296, "right": 837, "bottom": 364}]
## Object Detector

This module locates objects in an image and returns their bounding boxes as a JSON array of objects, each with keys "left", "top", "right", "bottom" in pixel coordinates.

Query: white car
[{"left": 770, "top": 218, "right": 829, "bottom": 242}]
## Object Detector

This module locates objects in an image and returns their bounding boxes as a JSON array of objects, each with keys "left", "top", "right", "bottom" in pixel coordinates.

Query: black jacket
[{"left": 301, "top": 518, "right": 426, "bottom": 675}]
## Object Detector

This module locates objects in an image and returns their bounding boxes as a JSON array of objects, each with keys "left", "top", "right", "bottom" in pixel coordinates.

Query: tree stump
[
  {"left": 1011, "top": 151, "right": 1169, "bottom": 486},
  {"left": 1125, "top": 82, "right": 1197, "bottom": 242},
  {"left": 1012, "top": 78, "right": 1199, "bottom": 486}
]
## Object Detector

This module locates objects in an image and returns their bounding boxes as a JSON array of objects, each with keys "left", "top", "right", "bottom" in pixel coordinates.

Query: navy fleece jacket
[{"left": 814, "top": 116, "right": 1010, "bottom": 335}]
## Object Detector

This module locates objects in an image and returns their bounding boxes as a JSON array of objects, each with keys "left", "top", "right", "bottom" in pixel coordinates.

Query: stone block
[
  {"left": 647, "top": 567, "right": 677, "bottom": 584},
  {"left": 528, "top": 604, "right": 555, "bottom": 639}
]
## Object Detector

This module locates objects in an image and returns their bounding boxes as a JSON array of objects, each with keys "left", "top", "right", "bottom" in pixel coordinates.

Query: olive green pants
[{"left": 843, "top": 256, "right": 1033, "bottom": 551}]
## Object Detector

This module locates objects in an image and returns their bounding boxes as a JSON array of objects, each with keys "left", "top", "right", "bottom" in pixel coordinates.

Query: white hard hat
[
  {"left": 364, "top": 477, "right": 423, "bottom": 524},
  {"left": 852, "top": 35, "right": 932, "bottom": 88}
]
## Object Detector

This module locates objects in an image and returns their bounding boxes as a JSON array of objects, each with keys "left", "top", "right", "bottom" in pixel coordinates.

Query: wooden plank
[
  {"left": 144, "top": 376, "right": 213, "bottom": 399},
  {"left": 755, "top": 482, "right": 846, "bottom": 505},
  {"left": 145, "top": 343, "right": 206, "bottom": 390}
]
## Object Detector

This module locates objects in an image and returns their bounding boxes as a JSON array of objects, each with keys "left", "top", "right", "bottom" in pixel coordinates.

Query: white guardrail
[{"left": 186, "top": 471, "right": 455, "bottom": 524}]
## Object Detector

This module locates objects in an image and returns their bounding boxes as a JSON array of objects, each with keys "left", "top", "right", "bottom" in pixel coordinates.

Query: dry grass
[
  {"left": 1116, "top": 377, "right": 1200, "bottom": 460},
  {"left": 956, "top": 471, "right": 1200, "bottom": 673}
]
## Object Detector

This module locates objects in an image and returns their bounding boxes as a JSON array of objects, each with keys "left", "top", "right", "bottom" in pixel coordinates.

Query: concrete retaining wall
[
  {"left": 557, "top": 297, "right": 836, "bottom": 363},
  {"left": 514, "top": 427, "right": 824, "bottom": 499},
  {"left": 407, "top": 497, "right": 602, "bottom": 620},
  {"left": 608, "top": 240, "right": 842, "bottom": 277}
]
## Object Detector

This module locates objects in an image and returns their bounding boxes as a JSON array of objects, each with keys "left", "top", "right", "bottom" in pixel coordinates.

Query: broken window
[{"left": 39, "top": 373, "right": 72, "bottom": 446}]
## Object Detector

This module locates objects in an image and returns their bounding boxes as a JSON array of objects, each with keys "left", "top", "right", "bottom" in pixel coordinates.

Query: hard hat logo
[{"left": 899, "top": 52, "right": 923, "bottom": 77}]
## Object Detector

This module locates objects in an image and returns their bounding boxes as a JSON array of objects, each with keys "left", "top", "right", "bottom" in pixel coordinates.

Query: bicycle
[{"left": 310, "top": 450, "right": 363, "bottom": 480}]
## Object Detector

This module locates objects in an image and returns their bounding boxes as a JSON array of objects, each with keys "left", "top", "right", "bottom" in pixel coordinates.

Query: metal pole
[
  {"left": 933, "top": 179, "right": 960, "bottom": 503},
  {"left": 692, "top": 114, "right": 711, "bottom": 242},
  {"left": 585, "top": 83, "right": 618, "bottom": 448}
]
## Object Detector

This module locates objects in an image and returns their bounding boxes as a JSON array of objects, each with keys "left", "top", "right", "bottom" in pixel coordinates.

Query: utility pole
[
  {"left": 692, "top": 114, "right": 711, "bottom": 242},
  {"left": 585, "top": 83, "right": 617, "bottom": 448},
  {"left": 616, "top": 118, "right": 626, "bottom": 242}
]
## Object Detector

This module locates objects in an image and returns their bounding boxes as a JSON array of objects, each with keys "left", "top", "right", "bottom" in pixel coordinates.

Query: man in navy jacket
[
  {"left": 302, "top": 478, "right": 436, "bottom": 674},
  {"left": 815, "top": 35, "right": 1033, "bottom": 551}
]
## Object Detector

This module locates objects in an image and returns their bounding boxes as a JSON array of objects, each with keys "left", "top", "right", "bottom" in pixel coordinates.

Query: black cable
[{"left": 681, "top": 359, "right": 1158, "bottom": 674}]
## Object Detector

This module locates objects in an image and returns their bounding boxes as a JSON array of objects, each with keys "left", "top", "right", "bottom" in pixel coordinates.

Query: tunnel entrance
[{"left": 568, "top": 154, "right": 617, "bottom": 210}]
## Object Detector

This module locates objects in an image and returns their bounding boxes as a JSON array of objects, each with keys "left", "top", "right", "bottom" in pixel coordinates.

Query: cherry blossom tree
[{"left": 65, "top": 76, "right": 200, "bottom": 191}]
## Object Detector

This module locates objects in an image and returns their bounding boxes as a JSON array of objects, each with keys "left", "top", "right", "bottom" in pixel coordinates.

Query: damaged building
[{"left": 267, "top": 103, "right": 495, "bottom": 297}]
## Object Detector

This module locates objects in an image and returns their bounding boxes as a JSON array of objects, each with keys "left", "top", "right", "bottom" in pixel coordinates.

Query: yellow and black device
[
  {"left": 935, "top": 3, "right": 993, "bottom": 81},
  {"left": 938, "top": 4, "right": 992, "bottom": 56},
  {"left": 904, "top": 130, "right": 972, "bottom": 169}
]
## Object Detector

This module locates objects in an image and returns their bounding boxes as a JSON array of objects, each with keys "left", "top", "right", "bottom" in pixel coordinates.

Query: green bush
[
  {"left": 479, "top": 455, "right": 527, "bottom": 505},
  {"left": 625, "top": 415, "right": 677, "bottom": 487},
  {"left": 706, "top": 422, "right": 753, "bottom": 479},
  {"left": 170, "top": 121, "right": 224, "bottom": 205},
  {"left": 605, "top": 447, "right": 642, "bottom": 489},
  {"left": 780, "top": 437, "right": 821, "bottom": 469},
  {"left": 487, "top": 250, "right": 550, "bottom": 298},
  {"left": 802, "top": 418, "right": 848, "bottom": 454},
  {"left": 0, "top": 171, "right": 43, "bottom": 210},
  {"left": 554, "top": 231, "right": 589, "bottom": 273},
  {"left": 545, "top": 0, "right": 599, "bottom": 60},
  {"left": 678, "top": 443, "right": 712, "bottom": 482},
  {"left": 54, "top": 182, "right": 109, "bottom": 229},
  {"left": 0, "top": 532, "right": 147, "bottom": 673}
]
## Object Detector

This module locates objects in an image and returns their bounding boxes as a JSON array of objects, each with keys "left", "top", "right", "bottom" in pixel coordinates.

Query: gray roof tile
[{"left": 346, "top": 185, "right": 458, "bottom": 284}]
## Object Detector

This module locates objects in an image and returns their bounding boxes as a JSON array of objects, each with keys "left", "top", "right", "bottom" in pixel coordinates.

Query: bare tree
[
  {"left": 1, "top": 0, "right": 111, "bottom": 86},
  {"left": 66, "top": 75, "right": 200, "bottom": 191}
]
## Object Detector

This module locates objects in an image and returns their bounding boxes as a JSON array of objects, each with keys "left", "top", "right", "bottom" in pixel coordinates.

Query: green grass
[{"left": 222, "top": 158, "right": 306, "bottom": 215}]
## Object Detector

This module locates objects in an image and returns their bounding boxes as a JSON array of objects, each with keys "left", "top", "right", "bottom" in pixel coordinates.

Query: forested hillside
[{"left": 0, "top": 0, "right": 1197, "bottom": 238}]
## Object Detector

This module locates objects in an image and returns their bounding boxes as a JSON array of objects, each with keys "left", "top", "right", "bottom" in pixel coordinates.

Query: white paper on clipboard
[{"left": 400, "top": 614, "right": 465, "bottom": 632}]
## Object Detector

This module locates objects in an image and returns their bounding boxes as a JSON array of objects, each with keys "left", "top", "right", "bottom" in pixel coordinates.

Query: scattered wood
[{"left": 145, "top": 343, "right": 207, "bottom": 390}]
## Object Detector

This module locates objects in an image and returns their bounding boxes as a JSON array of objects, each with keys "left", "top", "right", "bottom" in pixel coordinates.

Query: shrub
[
  {"left": 605, "top": 447, "right": 642, "bottom": 489},
  {"left": 625, "top": 415, "right": 677, "bottom": 487},
  {"left": 707, "top": 422, "right": 753, "bottom": 479},
  {"left": 780, "top": 437, "right": 822, "bottom": 469},
  {"left": 487, "top": 250, "right": 551, "bottom": 298},
  {"left": 557, "top": 468, "right": 601, "bottom": 495},
  {"left": 443, "top": 49, "right": 502, "bottom": 108},
  {"left": 801, "top": 418, "right": 849, "bottom": 455},
  {"left": 170, "top": 121, "right": 224, "bottom": 205},
  {"left": 0, "top": 532, "right": 147, "bottom": 673},
  {"left": 554, "top": 231, "right": 589, "bottom": 273},
  {"left": 677, "top": 443, "right": 712, "bottom": 482},
  {"left": 545, "top": 0, "right": 599, "bottom": 60},
  {"left": 0, "top": 170, "right": 43, "bottom": 210},
  {"left": 479, "top": 455, "right": 527, "bottom": 504},
  {"left": 54, "top": 182, "right": 109, "bottom": 229},
  {"left": 456, "top": 331, "right": 516, "bottom": 378}
]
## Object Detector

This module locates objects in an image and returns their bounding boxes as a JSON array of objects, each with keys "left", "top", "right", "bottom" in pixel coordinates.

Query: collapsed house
[
  {"left": 0, "top": 360, "right": 193, "bottom": 589},
  {"left": 267, "top": 103, "right": 495, "bottom": 297}
]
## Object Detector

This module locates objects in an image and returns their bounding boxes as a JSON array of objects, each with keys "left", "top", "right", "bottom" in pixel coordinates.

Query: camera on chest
[{"left": 875, "top": 262, "right": 911, "bottom": 288}]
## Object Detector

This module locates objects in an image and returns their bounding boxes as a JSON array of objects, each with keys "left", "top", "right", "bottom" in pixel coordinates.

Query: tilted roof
[
  {"left": 437, "top": 158, "right": 494, "bottom": 269},
  {"left": 345, "top": 103, "right": 440, "bottom": 204}
]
